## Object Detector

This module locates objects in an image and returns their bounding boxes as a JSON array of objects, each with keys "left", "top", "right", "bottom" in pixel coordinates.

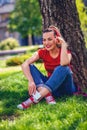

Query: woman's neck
[{"left": 49, "top": 47, "right": 60, "bottom": 58}]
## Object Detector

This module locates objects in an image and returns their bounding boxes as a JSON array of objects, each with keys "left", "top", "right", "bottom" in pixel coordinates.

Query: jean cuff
[{"left": 36, "top": 84, "right": 52, "bottom": 92}]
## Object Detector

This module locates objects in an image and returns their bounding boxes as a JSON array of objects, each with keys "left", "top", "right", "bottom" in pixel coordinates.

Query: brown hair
[
  {"left": 49, "top": 25, "right": 61, "bottom": 37},
  {"left": 43, "top": 28, "right": 57, "bottom": 37}
]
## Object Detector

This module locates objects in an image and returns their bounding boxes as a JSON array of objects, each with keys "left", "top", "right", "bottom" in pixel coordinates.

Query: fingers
[
  {"left": 33, "top": 87, "right": 36, "bottom": 94},
  {"left": 28, "top": 83, "right": 36, "bottom": 96},
  {"left": 29, "top": 87, "right": 33, "bottom": 95},
  {"left": 57, "top": 36, "right": 64, "bottom": 42},
  {"left": 57, "top": 37, "right": 66, "bottom": 44}
]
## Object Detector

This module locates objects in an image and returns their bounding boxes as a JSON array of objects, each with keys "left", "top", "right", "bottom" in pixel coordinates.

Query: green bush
[
  {"left": 6, "top": 53, "right": 42, "bottom": 66},
  {"left": 0, "top": 38, "right": 19, "bottom": 50},
  {"left": 6, "top": 54, "right": 30, "bottom": 66}
]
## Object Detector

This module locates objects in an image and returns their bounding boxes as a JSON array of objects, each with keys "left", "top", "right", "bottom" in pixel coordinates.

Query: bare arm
[
  {"left": 21, "top": 52, "right": 39, "bottom": 81},
  {"left": 57, "top": 37, "right": 72, "bottom": 66},
  {"left": 21, "top": 52, "right": 39, "bottom": 95}
]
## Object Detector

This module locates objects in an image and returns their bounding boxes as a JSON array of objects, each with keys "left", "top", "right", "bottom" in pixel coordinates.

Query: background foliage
[
  {"left": 76, "top": 0, "right": 87, "bottom": 32},
  {"left": 0, "top": 38, "right": 19, "bottom": 50},
  {"left": 76, "top": 0, "right": 87, "bottom": 44},
  {"left": 8, "top": 0, "right": 42, "bottom": 37},
  {"left": 8, "top": 0, "right": 87, "bottom": 45}
]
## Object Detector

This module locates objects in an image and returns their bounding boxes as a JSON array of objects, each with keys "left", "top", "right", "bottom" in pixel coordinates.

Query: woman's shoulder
[
  {"left": 37, "top": 48, "right": 48, "bottom": 58},
  {"left": 38, "top": 48, "right": 48, "bottom": 53}
]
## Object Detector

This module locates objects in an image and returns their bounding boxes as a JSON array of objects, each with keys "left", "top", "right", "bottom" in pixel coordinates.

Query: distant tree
[
  {"left": 39, "top": 0, "right": 87, "bottom": 89},
  {"left": 8, "top": 0, "right": 42, "bottom": 37}
]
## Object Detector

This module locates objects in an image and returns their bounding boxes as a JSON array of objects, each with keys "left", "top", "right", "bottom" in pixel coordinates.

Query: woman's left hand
[{"left": 57, "top": 37, "right": 68, "bottom": 47}]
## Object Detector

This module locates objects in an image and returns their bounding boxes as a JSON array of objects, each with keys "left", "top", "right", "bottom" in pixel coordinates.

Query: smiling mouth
[{"left": 46, "top": 45, "right": 51, "bottom": 48}]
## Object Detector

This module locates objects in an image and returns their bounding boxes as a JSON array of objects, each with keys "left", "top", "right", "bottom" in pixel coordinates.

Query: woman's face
[{"left": 42, "top": 31, "right": 58, "bottom": 51}]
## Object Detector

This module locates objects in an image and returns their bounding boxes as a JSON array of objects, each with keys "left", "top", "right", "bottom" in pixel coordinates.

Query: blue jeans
[{"left": 29, "top": 64, "right": 76, "bottom": 97}]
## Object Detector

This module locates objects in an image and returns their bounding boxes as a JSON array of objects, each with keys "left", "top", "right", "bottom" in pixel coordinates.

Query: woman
[{"left": 17, "top": 25, "right": 76, "bottom": 110}]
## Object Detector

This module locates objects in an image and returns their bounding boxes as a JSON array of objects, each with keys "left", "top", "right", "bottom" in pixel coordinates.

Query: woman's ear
[{"left": 55, "top": 36, "right": 58, "bottom": 43}]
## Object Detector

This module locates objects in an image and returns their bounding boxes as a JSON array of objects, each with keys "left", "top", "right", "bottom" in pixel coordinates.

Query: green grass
[
  {"left": 0, "top": 60, "right": 6, "bottom": 68},
  {"left": 0, "top": 66, "right": 87, "bottom": 130}
]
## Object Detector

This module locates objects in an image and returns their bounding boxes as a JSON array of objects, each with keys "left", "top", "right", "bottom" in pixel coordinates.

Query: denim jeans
[{"left": 29, "top": 64, "right": 76, "bottom": 97}]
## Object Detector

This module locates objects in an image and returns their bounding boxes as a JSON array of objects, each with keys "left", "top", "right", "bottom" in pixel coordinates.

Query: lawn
[{"left": 0, "top": 47, "right": 87, "bottom": 130}]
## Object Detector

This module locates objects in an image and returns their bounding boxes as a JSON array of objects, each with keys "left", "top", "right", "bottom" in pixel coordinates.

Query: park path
[{"left": 0, "top": 66, "right": 21, "bottom": 73}]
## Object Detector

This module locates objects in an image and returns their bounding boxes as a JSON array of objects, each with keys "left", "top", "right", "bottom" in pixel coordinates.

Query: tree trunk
[{"left": 38, "top": 0, "right": 87, "bottom": 89}]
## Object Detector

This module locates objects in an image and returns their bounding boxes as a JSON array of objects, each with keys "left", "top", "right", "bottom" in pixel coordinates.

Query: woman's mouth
[{"left": 45, "top": 45, "right": 51, "bottom": 48}]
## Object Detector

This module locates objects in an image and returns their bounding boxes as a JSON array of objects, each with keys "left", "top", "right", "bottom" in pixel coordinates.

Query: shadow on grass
[
  {"left": 0, "top": 70, "right": 30, "bottom": 121},
  {"left": 0, "top": 89, "right": 29, "bottom": 120}
]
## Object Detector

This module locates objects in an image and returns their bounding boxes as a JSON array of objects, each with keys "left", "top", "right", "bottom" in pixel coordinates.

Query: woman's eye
[
  {"left": 48, "top": 38, "right": 52, "bottom": 41},
  {"left": 42, "top": 39, "right": 45, "bottom": 42}
]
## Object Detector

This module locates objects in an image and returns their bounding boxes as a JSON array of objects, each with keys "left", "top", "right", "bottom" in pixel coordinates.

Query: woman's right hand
[{"left": 28, "top": 81, "right": 36, "bottom": 96}]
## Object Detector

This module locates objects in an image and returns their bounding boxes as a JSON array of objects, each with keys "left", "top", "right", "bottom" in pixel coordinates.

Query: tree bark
[{"left": 38, "top": 0, "right": 87, "bottom": 89}]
